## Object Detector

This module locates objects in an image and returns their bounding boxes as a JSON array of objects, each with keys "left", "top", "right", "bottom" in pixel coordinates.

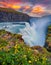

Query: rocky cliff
[
  {"left": 45, "top": 25, "right": 51, "bottom": 52},
  {"left": 0, "top": 7, "right": 30, "bottom": 22}
]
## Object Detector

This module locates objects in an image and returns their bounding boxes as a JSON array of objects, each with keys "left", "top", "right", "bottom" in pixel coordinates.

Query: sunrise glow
[
  {"left": 31, "top": 5, "right": 45, "bottom": 14},
  {"left": 12, "top": 5, "right": 21, "bottom": 9},
  {"left": 23, "top": 5, "right": 30, "bottom": 12},
  {"left": 0, "top": 1, "right": 51, "bottom": 17}
]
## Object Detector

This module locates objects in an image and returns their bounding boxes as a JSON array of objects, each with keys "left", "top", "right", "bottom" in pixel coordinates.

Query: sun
[
  {"left": 12, "top": 5, "right": 21, "bottom": 10},
  {"left": 32, "top": 5, "right": 45, "bottom": 14}
]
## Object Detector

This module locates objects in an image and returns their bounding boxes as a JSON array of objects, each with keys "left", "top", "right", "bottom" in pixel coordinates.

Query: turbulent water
[
  {"left": 20, "top": 16, "right": 51, "bottom": 47},
  {"left": 0, "top": 15, "right": 51, "bottom": 47},
  {"left": 0, "top": 22, "right": 25, "bottom": 34}
]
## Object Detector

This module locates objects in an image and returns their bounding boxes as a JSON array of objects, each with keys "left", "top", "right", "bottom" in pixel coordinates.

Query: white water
[
  {"left": 0, "top": 22, "right": 25, "bottom": 34},
  {"left": 0, "top": 16, "right": 51, "bottom": 47},
  {"left": 20, "top": 16, "right": 51, "bottom": 47}
]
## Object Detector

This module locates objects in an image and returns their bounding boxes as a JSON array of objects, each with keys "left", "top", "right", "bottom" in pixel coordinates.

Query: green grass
[{"left": 0, "top": 30, "right": 51, "bottom": 65}]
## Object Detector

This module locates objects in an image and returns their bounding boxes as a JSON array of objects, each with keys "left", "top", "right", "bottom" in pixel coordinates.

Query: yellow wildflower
[
  {"left": 14, "top": 49, "right": 19, "bottom": 54},
  {"left": 18, "top": 45, "right": 20, "bottom": 48},
  {"left": 35, "top": 59, "right": 37, "bottom": 61},
  {"left": 15, "top": 44, "right": 17, "bottom": 49},
  {"left": 23, "top": 55, "right": 27, "bottom": 58},
  {"left": 28, "top": 60, "right": 32, "bottom": 63}
]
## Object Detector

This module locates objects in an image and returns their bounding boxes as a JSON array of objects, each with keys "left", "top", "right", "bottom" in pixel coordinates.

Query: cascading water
[
  {"left": 0, "top": 15, "right": 51, "bottom": 47},
  {"left": 20, "top": 15, "right": 51, "bottom": 47}
]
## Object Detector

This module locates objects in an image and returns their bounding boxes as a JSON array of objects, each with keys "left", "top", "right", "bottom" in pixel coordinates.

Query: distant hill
[{"left": 0, "top": 7, "right": 30, "bottom": 22}]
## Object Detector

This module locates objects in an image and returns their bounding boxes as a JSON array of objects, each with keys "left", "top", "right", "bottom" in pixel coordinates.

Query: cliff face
[
  {"left": 0, "top": 7, "right": 30, "bottom": 22},
  {"left": 45, "top": 25, "right": 51, "bottom": 52}
]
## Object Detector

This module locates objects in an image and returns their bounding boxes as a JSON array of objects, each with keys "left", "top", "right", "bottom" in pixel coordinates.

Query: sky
[{"left": 0, "top": 0, "right": 51, "bottom": 17}]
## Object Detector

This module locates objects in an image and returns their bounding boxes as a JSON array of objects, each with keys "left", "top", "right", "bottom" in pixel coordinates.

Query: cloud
[{"left": 0, "top": 0, "right": 51, "bottom": 17}]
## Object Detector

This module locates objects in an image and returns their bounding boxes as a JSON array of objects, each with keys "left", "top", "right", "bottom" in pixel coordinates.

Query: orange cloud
[
  {"left": 23, "top": 5, "right": 30, "bottom": 12},
  {"left": 1, "top": 2, "right": 49, "bottom": 17},
  {"left": 12, "top": 5, "right": 21, "bottom": 10},
  {"left": 0, "top": 2, "right": 21, "bottom": 10},
  {"left": 0, "top": 2, "right": 31, "bottom": 11},
  {"left": 31, "top": 5, "right": 45, "bottom": 14},
  {"left": 0, "top": 2, "right": 13, "bottom": 8}
]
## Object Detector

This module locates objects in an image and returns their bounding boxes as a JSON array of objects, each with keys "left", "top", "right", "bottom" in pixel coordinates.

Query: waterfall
[
  {"left": 0, "top": 15, "right": 51, "bottom": 47},
  {"left": 20, "top": 15, "right": 51, "bottom": 47}
]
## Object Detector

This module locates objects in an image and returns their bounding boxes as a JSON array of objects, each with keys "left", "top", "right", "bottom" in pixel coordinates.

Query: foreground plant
[
  {"left": 0, "top": 42, "right": 51, "bottom": 65},
  {"left": 0, "top": 30, "right": 51, "bottom": 65}
]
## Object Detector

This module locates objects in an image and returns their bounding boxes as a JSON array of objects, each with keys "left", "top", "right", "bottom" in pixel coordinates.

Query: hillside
[
  {"left": 0, "top": 7, "right": 30, "bottom": 22},
  {"left": 0, "top": 29, "right": 51, "bottom": 65},
  {"left": 45, "top": 25, "right": 51, "bottom": 52}
]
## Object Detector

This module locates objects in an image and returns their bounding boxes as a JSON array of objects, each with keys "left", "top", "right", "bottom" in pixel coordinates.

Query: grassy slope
[
  {"left": 46, "top": 25, "right": 51, "bottom": 51},
  {"left": 0, "top": 29, "right": 51, "bottom": 65}
]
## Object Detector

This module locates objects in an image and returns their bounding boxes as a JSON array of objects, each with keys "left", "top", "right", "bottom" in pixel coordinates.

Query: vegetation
[
  {"left": 0, "top": 30, "right": 51, "bottom": 65},
  {"left": 46, "top": 25, "right": 51, "bottom": 51}
]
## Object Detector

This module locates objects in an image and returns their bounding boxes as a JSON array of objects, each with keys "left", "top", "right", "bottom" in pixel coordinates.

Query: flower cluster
[{"left": 0, "top": 30, "right": 51, "bottom": 65}]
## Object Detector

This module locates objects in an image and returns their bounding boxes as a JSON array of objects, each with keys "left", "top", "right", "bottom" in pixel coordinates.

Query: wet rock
[
  {"left": 44, "top": 41, "right": 51, "bottom": 52},
  {"left": 45, "top": 25, "right": 51, "bottom": 52},
  {"left": 31, "top": 46, "right": 47, "bottom": 54}
]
